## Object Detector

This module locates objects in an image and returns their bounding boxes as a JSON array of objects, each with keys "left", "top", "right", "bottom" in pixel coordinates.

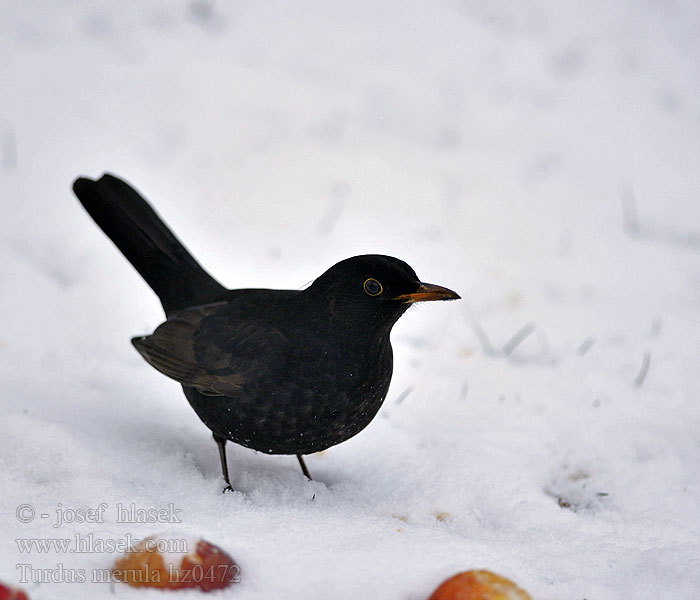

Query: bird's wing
[{"left": 131, "top": 303, "right": 288, "bottom": 397}]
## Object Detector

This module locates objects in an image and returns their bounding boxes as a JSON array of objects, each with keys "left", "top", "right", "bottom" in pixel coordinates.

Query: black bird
[{"left": 73, "top": 174, "right": 460, "bottom": 490}]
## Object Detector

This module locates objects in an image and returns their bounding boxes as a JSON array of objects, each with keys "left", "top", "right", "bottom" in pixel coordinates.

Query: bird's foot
[
  {"left": 296, "top": 454, "right": 312, "bottom": 480},
  {"left": 222, "top": 484, "right": 234, "bottom": 494}
]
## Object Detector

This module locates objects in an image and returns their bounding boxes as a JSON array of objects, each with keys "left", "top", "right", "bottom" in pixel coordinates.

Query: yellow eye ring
[{"left": 363, "top": 278, "right": 383, "bottom": 296}]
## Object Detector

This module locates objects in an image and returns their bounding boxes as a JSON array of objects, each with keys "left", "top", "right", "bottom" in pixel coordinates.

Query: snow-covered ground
[{"left": 2, "top": 1, "right": 699, "bottom": 598}]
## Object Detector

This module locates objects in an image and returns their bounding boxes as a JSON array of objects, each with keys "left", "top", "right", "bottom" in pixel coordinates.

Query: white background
[{"left": 1, "top": 1, "right": 699, "bottom": 598}]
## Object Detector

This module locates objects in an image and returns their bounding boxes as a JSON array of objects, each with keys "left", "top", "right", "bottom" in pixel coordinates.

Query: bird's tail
[{"left": 73, "top": 173, "right": 226, "bottom": 314}]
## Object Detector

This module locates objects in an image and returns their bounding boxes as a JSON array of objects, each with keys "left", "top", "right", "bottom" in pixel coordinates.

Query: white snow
[{"left": 1, "top": 1, "right": 699, "bottom": 598}]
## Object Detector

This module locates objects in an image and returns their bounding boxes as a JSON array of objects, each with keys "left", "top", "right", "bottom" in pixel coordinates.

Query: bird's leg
[
  {"left": 213, "top": 434, "right": 233, "bottom": 493},
  {"left": 296, "top": 454, "right": 312, "bottom": 480}
]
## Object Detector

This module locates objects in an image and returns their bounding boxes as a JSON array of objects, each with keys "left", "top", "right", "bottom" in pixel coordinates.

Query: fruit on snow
[
  {"left": 428, "top": 570, "right": 531, "bottom": 600},
  {"left": 113, "top": 535, "right": 239, "bottom": 592},
  {"left": 0, "top": 583, "right": 30, "bottom": 600}
]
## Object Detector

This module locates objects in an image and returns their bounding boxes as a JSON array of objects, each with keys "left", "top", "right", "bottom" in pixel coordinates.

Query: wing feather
[{"left": 131, "top": 302, "right": 285, "bottom": 397}]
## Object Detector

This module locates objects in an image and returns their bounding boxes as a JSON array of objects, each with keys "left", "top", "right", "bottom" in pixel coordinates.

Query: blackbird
[{"left": 73, "top": 173, "right": 459, "bottom": 489}]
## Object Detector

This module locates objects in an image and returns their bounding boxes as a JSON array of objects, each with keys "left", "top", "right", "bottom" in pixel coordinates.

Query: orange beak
[{"left": 394, "top": 282, "right": 461, "bottom": 303}]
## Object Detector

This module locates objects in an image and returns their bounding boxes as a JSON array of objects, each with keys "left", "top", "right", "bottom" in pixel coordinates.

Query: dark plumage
[{"left": 73, "top": 173, "right": 459, "bottom": 489}]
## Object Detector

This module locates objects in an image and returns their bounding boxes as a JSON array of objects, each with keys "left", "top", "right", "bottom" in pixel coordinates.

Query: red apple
[
  {"left": 0, "top": 583, "right": 30, "bottom": 600},
  {"left": 428, "top": 570, "right": 531, "bottom": 600},
  {"left": 113, "top": 534, "right": 239, "bottom": 592}
]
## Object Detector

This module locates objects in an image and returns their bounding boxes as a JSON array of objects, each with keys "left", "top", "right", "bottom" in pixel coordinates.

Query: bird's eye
[{"left": 363, "top": 278, "right": 383, "bottom": 296}]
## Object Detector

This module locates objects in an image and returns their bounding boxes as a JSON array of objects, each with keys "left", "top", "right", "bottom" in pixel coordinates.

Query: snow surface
[{"left": 1, "top": 1, "right": 699, "bottom": 598}]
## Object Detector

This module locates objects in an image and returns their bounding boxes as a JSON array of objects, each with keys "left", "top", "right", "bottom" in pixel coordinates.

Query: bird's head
[{"left": 305, "top": 254, "right": 460, "bottom": 332}]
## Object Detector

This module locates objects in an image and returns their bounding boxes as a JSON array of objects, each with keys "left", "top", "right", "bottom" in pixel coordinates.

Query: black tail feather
[{"left": 73, "top": 173, "right": 226, "bottom": 314}]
